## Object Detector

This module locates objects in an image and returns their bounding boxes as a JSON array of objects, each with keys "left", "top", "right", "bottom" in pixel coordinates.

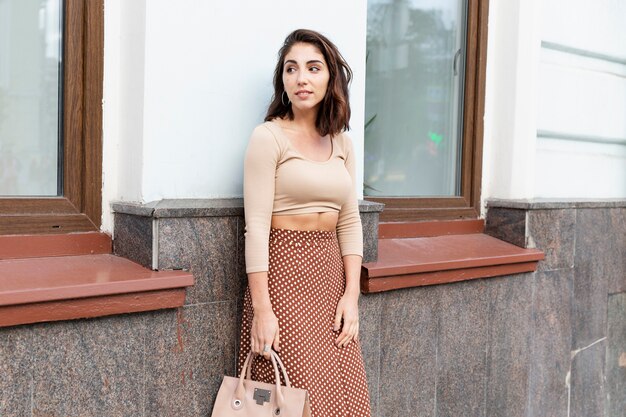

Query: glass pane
[
  {"left": 0, "top": 0, "right": 62, "bottom": 196},
  {"left": 365, "top": 0, "right": 467, "bottom": 197}
]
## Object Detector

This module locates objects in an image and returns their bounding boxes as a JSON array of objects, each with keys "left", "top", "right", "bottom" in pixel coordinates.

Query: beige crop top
[{"left": 243, "top": 120, "right": 363, "bottom": 273}]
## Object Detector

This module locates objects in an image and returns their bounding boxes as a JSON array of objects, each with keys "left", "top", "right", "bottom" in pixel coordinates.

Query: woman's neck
[{"left": 290, "top": 107, "right": 319, "bottom": 136}]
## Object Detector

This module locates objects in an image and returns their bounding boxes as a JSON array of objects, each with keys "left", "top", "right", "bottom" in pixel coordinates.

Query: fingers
[
  {"left": 333, "top": 310, "right": 342, "bottom": 332},
  {"left": 251, "top": 331, "right": 274, "bottom": 358},
  {"left": 262, "top": 329, "right": 278, "bottom": 359},
  {"left": 252, "top": 330, "right": 264, "bottom": 355},
  {"left": 250, "top": 336, "right": 257, "bottom": 355},
  {"left": 334, "top": 307, "right": 359, "bottom": 348},
  {"left": 334, "top": 298, "right": 360, "bottom": 348},
  {"left": 262, "top": 343, "right": 271, "bottom": 360},
  {"left": 335, "top": 321, "right": 358, "bottom": 348},
  {"left": 250, "top": 312, "right": 280, "bottom": 358},
  {"left": 253, "top": 331, "right": 262, "bottom": 354},
  {"left": 336, "top": 326, "right": 354, "bottom": 347},
  {"left": 273, "top": 328, "right": 280, "bottom": 352}
]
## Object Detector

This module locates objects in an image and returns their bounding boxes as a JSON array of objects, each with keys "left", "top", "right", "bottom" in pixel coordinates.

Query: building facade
[{"left": 0, "top": 0, "right": 625, "bottom": 416}]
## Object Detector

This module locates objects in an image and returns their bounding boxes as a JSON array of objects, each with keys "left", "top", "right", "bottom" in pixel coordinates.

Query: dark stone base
[{"left": 1, "top": 198, "right": 624, "bottom": 416}]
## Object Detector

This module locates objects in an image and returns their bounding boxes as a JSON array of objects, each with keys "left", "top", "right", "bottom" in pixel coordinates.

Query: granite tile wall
[
  {"left": 484, "top": 207, "right": 527, "bottom": 247},
  {"left": 528, "top": 208, "right": 576, "bottom": 271},
  {"left": 30, "top": 315, "right": 146, "bottom": 416},
  {"left": 606, "top": 292, "right": 626, "bottom": 417},
  {"left": 571, "top": 209, "right": 610, "bottom": 348},
  {"left": 607, "top": 208, "right": 626, "bottom": 295},
  {"left": 357, "top": 292, "right": 382, "bottom": 417},
  {"left": 157, "top": 217, "right": 243, "bottom": 305},
  {"left": 0, "top": 325, "right": 31, "bottom": 416},
  {"left": 377, "top": 285, "right": 439, "bottom": 416},
  {"left": 112, "top": 212, "right": 153, "bottom": 269},
  {"left": 435, "top": 279, "right": 490, "bottom": 417},
  {"left": 143, "top": 303, "right": 237, "bottom": 416},
  {"left": 528, "top": 269, "right": 572, "bottom": 417},
  {"left": 484, "top": 272, "right": 534, "bottom": 417},
  {"left": 0, "top": 306, "right": 238, "bottom": 417},
  {"left": 570, "top": 341, "right": 606, "bottom": 417},
  {"left": 0, "top": 199, "right": 624, "bottom": 416},
  {"left": 484, "top": 200, "right": 626, "bottom": 417}
]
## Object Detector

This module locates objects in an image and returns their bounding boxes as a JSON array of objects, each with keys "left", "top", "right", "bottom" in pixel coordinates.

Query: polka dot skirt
[{"left": 238, "top": 228, "right": 372, "bottom": 417}]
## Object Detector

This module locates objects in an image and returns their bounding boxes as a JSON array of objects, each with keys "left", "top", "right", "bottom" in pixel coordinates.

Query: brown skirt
[{"left": 238, "top": 228, "right": 371, "bottom": 417}]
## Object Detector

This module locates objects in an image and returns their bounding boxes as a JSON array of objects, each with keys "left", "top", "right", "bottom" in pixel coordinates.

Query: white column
[
  {"left": 102, "top": 0, "right": 147, "bottom": 233},
  {"left": 482, "top": 0, "right": 542, "bottom": 208}
]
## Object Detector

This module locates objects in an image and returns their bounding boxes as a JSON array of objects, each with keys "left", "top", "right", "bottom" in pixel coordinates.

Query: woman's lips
[{"left": 295, "top": 91, "right": 312, "bottom": 98}]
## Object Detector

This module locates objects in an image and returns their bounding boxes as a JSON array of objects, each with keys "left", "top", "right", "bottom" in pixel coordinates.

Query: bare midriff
[{"left": 271, "top": 212, "right": 339, "bottom": 232}]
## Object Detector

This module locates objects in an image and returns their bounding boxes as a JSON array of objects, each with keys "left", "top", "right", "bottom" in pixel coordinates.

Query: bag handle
[
  {"left": 245, "top": 351, "right": 291, "bottom": 387},
  {"left": 271, "top": 351, "right": 291, "bottom": 387},
  {"left": 234, "top": 351, "right": 290, "bottom": 409}
]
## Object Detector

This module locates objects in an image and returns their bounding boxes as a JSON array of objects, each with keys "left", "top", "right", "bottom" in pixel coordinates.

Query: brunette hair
[{"left": 265, "top": 29, "right": 352, "bottom": 137}]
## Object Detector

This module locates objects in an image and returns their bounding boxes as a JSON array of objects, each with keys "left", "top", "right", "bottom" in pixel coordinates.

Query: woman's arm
[
  {"left": 334, "top": 133, "right": 364, "bottom": 347},
  {"left": 343, "top": 254, "right": 362, "bottom": 298},
  {"left": 334, "top": 254, "right": 362, "bottom": 347},
  {"left": 248, "top": 271, "right": 280, "bottom": 358},
  {"left": 244, "top": 125, "right": 281, "bottom": 274},
  {"left": 243, "top": 125, "right": 282, "bottom": 359},
  {"left": 334, "top": 134, "right": 363, "bottom": 260}
]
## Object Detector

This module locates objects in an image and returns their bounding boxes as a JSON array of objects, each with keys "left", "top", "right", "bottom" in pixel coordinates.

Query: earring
[{"left": 281, "top": 91, "right": 290, "bottom": 106}]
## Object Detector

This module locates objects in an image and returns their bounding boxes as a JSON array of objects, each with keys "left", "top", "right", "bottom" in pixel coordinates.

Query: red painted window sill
[
  {"left": 361, "top": 220, "right": 545, "bottom": 293},
  {"left": 0, "top": 233, "right": 193, "bottom": 328}
]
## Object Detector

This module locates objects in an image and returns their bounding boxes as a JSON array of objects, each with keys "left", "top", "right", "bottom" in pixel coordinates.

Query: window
[
  {"left": 0, "top": 0, "right": 104, "bottom": 235},
  {"left": 364, "top": 0, "right": 488, "bottom": 222},
  {"left": 0, "top": 0, "right": 62, "bottom": 196}
]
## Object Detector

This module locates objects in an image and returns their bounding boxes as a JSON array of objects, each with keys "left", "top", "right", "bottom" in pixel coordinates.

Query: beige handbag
[{"left": 211, "top": 350, "right": 312, "bottom": 416}]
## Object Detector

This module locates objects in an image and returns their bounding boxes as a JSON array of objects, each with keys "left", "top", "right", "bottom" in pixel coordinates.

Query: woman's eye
[
  {"left": 286, "top": 67, "right": 296, "bottom": 73},
  {"left": 310, "top": 66, "right": 320, "bottom": 72}
]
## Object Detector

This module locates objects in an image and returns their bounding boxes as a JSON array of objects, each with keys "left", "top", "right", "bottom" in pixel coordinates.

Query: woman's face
[{"left": 282, "top": 42, "right": 330, "bottom": 115}]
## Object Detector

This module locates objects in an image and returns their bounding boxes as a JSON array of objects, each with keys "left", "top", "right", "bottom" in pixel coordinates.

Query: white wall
[
  {"left": 541, "top": 0, "right": 626, "bottom": 58},
  {"left": 481, "top": 0, "right": 626, "bottom": 214},
  {"left": 103, "top": 0, "right": 626, "bottom": 232},
  {"left": 481, "top": 0, "right": 542, "bottom": 214},
  {"left": 102, "top": 0, "right": 367, "bottom": 233},
  {"left": 535, "top": 0, "right": 626, "bottom": 197},
  {"left": 102, "top": 0, "right": 147, "bottom": 232}
]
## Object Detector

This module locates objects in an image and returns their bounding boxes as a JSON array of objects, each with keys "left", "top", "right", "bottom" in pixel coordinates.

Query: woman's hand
[
  {"left": 247, "top": 272, "right": 279, "bottom": 359},
  {"left": 334, "top": 293, "right": 360, "bottom": 348},
  {"left": 250, "top": 308, "right": 280, "bottom": 360}
]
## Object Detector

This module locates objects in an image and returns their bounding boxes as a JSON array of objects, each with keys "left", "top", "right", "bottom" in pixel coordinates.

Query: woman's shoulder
[
  {"left": 248, "top": 120, "right": 286, "bottom": 147},
  {"left": 334, "top": 130, "right": 354, "bottom": 154},
  {"left": 245, "top": 120, "right": 289, "bottom": 162}
]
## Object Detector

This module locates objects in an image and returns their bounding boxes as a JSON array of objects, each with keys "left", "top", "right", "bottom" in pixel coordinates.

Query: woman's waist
[
  {"left": 271, "top": 211, "right": 338, "bottom": 232},
  {"left": 269, "top": 227, "right": 337, "bottom": 244}
]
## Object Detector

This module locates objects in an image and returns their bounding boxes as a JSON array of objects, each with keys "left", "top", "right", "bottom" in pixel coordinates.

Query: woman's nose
[{"left": 296, "top": 71, "right": 308, "bottom": 85}]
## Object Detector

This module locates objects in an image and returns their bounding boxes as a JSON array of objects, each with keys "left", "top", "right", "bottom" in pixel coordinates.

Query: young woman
[{"left": 238, "top": 29, "right": 371, "bottom": 417}]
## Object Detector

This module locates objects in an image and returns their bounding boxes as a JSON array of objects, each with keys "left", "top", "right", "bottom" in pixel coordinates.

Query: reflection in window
[
  {"left": 0, "top": 0, "right": 62, "bottom": 196},
  {"left": 365, "top": 0, "right": 467, "bottom": 197}
]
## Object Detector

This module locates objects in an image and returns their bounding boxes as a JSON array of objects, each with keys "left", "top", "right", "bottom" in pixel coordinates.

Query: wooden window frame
[
  {"left": 0, "top": 0, "right": 103, "bottom": 235},
  {"left": 366, "top": 0, "right": 489, "bottom": 223}
]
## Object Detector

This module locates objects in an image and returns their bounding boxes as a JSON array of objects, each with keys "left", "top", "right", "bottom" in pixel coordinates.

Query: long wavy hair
[{"left": 265, "top": 29, "right": 352, "bottom": 137}]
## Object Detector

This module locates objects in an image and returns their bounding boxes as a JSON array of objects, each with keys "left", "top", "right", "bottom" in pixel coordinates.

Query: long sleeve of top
[
  {"left": 243, "top": 121, "right": 363, "bottom": 274},
  {"left": 243, "top": 124, "right": 281, "bottom": 274},
  {"left": 334, "top": 134, "right": 364, "bottom": 260}
]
